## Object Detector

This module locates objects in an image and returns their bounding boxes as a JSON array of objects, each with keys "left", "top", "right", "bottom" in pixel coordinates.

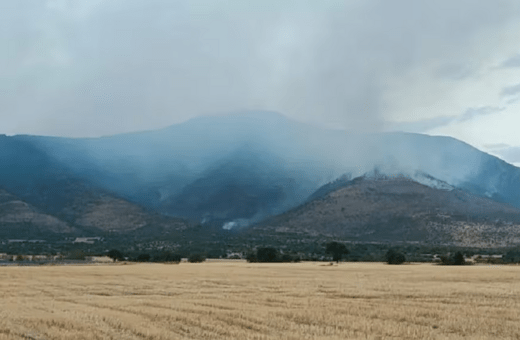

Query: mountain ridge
[{"left": 2, "top": 111, "right": 520, "bottom": 243}]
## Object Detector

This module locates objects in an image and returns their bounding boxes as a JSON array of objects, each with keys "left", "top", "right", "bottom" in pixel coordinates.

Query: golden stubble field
[{"left": 0, "top": 262, "right": 519, "bottom": 340}]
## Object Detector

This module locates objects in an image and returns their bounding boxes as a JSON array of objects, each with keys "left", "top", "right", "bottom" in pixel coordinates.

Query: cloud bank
[{"left": 1, "top": 0, "right": 520, "bottom": 137}]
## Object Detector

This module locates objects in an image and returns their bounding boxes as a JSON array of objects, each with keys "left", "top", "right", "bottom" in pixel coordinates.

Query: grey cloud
[
  {"left": 434, "top": 62, "right": 479, "bottom": 81},
  {"left": 506, "top": 97, "right": 520, "bottom": 104},
  {"left": 386, "top": 116, "right": 456, "bottom": 133},
  {"left": 388, "top": 106, "right": 504, "bottom": 133},
  {"left": 494, "top": 146, "right": 520, "bottom": 163},
  {"left": 1, "top": 0, "right": 520, "bottom": 137},
  {"left": 387, "top": 106, "right": 505, "bottom": 133},
  {"left": 483, "top": 143, "right": 511, "bottom": 150},
  {"left": 500, "top": 83, "right": 520, "bottom": 105},
  {"left": 458, "top": 106, "right": 505, "bottom": 122},
  {"left": 500, "top": 83, "right": 520, "bottom": 97},
  {"left": 500, "top": 54, "right": 520, "bottom": 68}
]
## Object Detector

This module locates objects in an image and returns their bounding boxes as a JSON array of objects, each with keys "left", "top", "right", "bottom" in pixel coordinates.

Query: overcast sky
[{"left": 2, "top": 0, "right": 520, "bottom": 165}]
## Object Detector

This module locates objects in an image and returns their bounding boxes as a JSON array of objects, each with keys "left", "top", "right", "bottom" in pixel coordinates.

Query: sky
[{"left": 2, "top": 0, "right": 520, "bottom": 166}]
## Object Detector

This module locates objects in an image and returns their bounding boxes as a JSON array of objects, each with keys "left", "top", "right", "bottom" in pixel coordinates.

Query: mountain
[
  {"left": 0, "top": 188, "right": 74, "bottom": 238},
  {"left": 0, "top": 135, "right": 191, "bottom": 238},
  {"left": 2, "top": 111, "right": 520, "bottom": 229},
  {"left": 12, "top": 112, "right": 334, "bottom": 222},
  {"left": 248, "top": 174, "right": 520, "bottom": 247},
  {"left": 57, "top": 190, "right": 188, "bottom": 233},
  {"left": 0, "top": 183, "right": 191, "bottom": 239},
  {"left": 159, "top": 147, "right": 312, "bottom": 222},
  {"left": 0, "top": 134, "right": 104, "bottom": 216}
]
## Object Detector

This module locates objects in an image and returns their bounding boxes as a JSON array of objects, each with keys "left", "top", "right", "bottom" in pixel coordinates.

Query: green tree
[
  {"left": 256, "top": 247, "right": 279, "bottom": 262},
  {"left": 136, "top": 253, "right": 151, "bottom": 262},
  {"left": 440, "top": 252, "right": 466, "bottom": 265},
  {"left": 152, "top": 251, "right": 182, "bottom": 263},
  {"left": 67, "top": 249, "right": 86, "bottom": 261},
  {"left": 504, "top": 250, "right": 520, "bottom": 263},
  {"left": 246, "top": 251, "right": 258, "bottom": 263},
  {"left": 188, "top": 253, "right": 206, "bottom": 263},
  {"left": 326, "top": 242, "right": 349, "bottom": 263},
  {"left": 281, "top": 254, "right": 294, "bottom": 262},
  {"left": 385, "top": 249, "right": 406, "bottom": 265},
  {"left": 453, "top": 251, "right": 465, "bottom": 265},
  {"left": 107, "top": 249, "right": 124, "bottom": 262}
]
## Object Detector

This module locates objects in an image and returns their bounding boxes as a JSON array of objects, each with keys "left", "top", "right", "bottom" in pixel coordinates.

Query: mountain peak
[{"left": 181, "top": 110, "right": 288, "bottom": 126}]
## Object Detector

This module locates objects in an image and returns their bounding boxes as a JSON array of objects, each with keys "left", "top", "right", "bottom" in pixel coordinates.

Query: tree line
[
  {"left": 107, "top": 249, "right": 206, "bottom": 263},
  {"left": 244, "top": 243, "right": 488, "bottom": 265},
  {"left": 64, "top": 244, "right": 520, "bottom": 265},
  {"left": 7, "top": 242, "right": 517, "bottom": 265}
]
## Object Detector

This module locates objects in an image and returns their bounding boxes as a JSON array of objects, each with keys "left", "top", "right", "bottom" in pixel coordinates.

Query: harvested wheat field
[{"left": 0, "top": 262, "right": 519, "bottom": 340}]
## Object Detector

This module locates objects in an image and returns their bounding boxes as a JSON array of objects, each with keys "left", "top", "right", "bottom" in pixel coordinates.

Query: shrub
[
  {"left": 360, "top": 254, "right": 376, "bottom": 262},
  {"left": 453, "top": 251, "right": 465, "bottom": 265},
  {"left": 280, "top": 254, "right": 293, "bottom": 262},
  {"left": 385, "top": 249, "right": 406, "bottom": 265},
  {"left": 152, "top": 252, "right": 182, "bottom": 263},
  {"left": 503, "top": 250, "right": 520, "bottom": 263},
  {"left": 136, "top": 253, "right": 151, "bottom": 262},
  {"left": 107, "top": 249, "right": 124, "bottom": 262},
  {"left": 67, "top": 249, "right": 86, "bottom": 261},
  {"left": 325, "top": 242, "right": 349, "bottom": 263},
  {"left": 256, "top": 247, "right": 279, "bottom": 262},
  {"left": 164, "top": 253, "right": 182, "bottom": 263},
  {"left": 486, "top": 257, "right": 503, "bottom": 264},
  {"left": 188, "top": 253, "right": 206, "bottom": 263},
  {"left": 347, "top": 252, "right": 362, "bottom": 262},
  {"left": 165, "top": 253, "right": 182, "bottom": 263},
  {"left": 440, "top": 252, "right": 468, "bottom": 265},
  {"left": 245, "top": 251, "right": 258, "bottom": 263},
  {"left": 246, "top": 248, "right": 301, "bottom": 263},
  {"left": 440, "top": 255, "right": 452, "bottom": 265}
]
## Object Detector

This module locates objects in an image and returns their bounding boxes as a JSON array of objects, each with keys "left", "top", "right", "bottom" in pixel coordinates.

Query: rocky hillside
[
  {"left": 0, "top": 184, "right": 192, "bottom": 239},
  {"left": 0, "top": 189, "right": 74, "bottom": 238},
  {"left": 250, "top": 174, "right": 520, "bottom": 247},
  {"left": 0, "top": 135, "right": 192, "bottom": 238}
]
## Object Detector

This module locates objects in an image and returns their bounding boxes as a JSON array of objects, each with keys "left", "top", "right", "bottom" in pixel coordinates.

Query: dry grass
[{"left": 0, "top": 262, "right": 519, "bottom": 339}]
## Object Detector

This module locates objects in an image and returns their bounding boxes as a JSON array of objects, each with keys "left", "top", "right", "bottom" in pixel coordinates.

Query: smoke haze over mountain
[
  {"left": 2, "top": 0, "right": 520, "bottom": 160},
  {"left": 2, "top": 112, "right": 518, "bottom": 229}
]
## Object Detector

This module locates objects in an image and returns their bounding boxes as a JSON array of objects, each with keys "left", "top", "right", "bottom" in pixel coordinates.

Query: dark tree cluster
[
  {"left": 107, "top": 249, "right": 183, "bottom": 263},
  {"left": 107, "top": 249, "right": 124, "bottom": 262},
  {"left": 135, "top": 251, "right": 184, "bottom": 263},
  {"left": 439, "top": 251, "right": 466, "bottom": 265},
  {"left": 136, "top": 253, "right": 151, "bottom": 262},
  {"left": 188, "top": 253, "right": 206, "bottom": 263},
  {"left": 153, "top": 251, "right": 182, "bottom": 263},
  {"left": 385, "top": 249, "right": 406, "bottom": 265},
  {"left": 246, "top": 247, "right": 300, "bottom": 263},
  {"left": 503, "top": 250, "right": 520, "bottom": 263},
  {"left": 67, "top": 249, "right": 87, "bottom": 260},
  {"left": 325, "top": 242, "right": 349, "bottom": 263}
]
